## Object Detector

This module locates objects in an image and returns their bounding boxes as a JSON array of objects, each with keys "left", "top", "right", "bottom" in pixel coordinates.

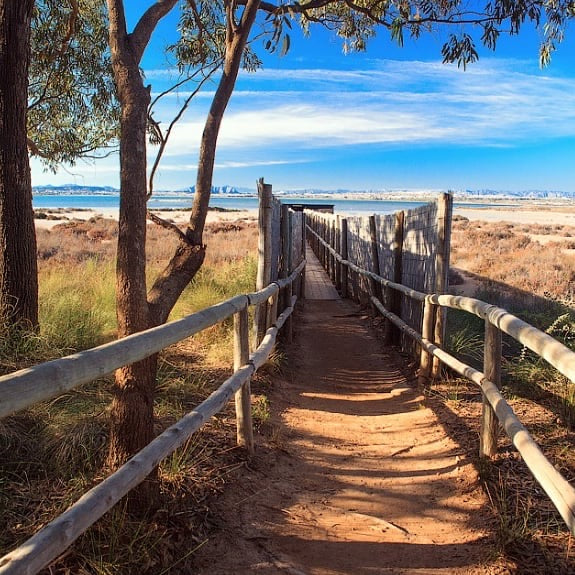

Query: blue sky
[{"left": 31, "top": 4, "right": 575, "bottom": 193}]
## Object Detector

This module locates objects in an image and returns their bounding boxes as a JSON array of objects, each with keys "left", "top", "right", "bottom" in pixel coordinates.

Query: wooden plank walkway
[{"left": 304, "top": 246, "right": 340, "bottom": 300}]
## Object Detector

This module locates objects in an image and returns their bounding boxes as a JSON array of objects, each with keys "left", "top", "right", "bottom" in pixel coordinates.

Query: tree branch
[
  {"left": 130, "top": 0, "right": 179, "bottom": 63},
  {"left": 57, "top": 0, "right": 79, "bottom": 58},
  {"left": 146, "top": 209, "right": 189, "bottom": 243},
  {"left": 148, "top": 59, "right": 221, "bottom": 197}
]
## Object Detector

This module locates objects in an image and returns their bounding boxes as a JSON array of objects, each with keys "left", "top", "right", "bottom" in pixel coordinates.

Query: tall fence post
[
  {"left": 330, "top": 219, "right": 336, "bottom": 283},
  {"left": 234, "top": 306, "right": 254, "bottom": 454},
  {"left": 280, "top": 203, "right": 290, "bottom": 310},
  {"left": 386, "top": 211, "right": 404, "bottom": 345},
  {"left": 334, "top": 216, "right": 341, "bottom": 291},
  {"left": 432, "top": 192, "right": 453, "bottom": 376},
  {"left": 369, "top": 215, "right": 383, "bottom": 302},
  {"left": 418, "top": 296, "right": 435, "bottom": 385},
  {"left": 341, "top": 218, "right": 349, "bottom": 298},
  {"left": 323, "top": 216, "right": 329, "bottom": 275},
  {"left": 281, "top": 205, "right": 294, "bottom": 343},
  {"left": 300, "top": 212, "right": 306, "bottom": 300},
  {"left": 480, "top": 320, "right": 501, "bottom": 458},
  {"left": 254, "top": 179, "right": 273, "bottom": 348}
]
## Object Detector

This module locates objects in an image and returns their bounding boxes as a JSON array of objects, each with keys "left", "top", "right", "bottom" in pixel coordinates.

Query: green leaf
[{"left": 280, "top": 34, "right": 291, "bottom": 57}]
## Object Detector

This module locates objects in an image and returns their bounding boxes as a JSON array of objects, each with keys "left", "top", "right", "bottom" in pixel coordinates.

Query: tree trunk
[
  {"left": 106, "top": 2, "right": 160, "bottom": 505},
  {"left": 0, "top": 0, "right": 39, "bottom": 329},
  {"left": 107, "top": 78, "right": 155, "bottom": 469},
  {"left": 148, "top": 1, "right": 261, "bottom": 321},
  {"left": 104, "top": 0, "right": 260, "bottom": 511}
]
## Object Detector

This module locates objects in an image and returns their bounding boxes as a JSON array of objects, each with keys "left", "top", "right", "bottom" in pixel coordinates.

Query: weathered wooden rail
[
  {"left": 307, "top": 221, "right": 575, "bottom": 537},
  {"left": 0, "top": 261, "right": 305, "bottom": 575},
  {"left": 0, "top": 179, "right": 304, "bottom": 575}
]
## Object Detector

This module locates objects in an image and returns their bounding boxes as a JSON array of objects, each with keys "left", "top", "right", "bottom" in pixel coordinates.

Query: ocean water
[{"left": 32, "top": 194, "right": 497, "bottom": 215}]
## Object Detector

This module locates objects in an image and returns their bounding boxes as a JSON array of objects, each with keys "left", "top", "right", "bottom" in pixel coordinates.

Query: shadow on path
[{"left": 193, "top": 295, "right": 500, "bottom": 574}]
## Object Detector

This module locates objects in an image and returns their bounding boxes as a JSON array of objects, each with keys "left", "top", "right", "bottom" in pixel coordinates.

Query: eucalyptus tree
[
  {"left": 0, "top": 0, "right": 37, "bottom": 328},
  {"left": 105, "top": 0, "right": 573, "bottom": 507},
  {"left": 0, "top": 0, "right": 117, "bottom": 330},
  {"left": 29, "top": 0, "right": 118, "bottom": 167}
]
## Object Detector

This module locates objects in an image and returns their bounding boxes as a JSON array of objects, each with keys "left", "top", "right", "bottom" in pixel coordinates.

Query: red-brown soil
[{"left": 193, "top": 299, "right": 505, "bottom": 574}]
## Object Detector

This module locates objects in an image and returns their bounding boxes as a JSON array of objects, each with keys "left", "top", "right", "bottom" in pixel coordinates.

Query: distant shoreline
[{"left": 33, "top": 198, "right": 575, "bottom": 230}]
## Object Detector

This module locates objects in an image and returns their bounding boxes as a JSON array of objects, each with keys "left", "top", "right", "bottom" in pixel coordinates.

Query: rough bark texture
[
  {"left": 105, "top": 0, "right": 260, "bottom": 509},
  {"left": 0, "top": 0, "right": 39, "bottom": 329},
  {"left": 105, "top": 1, "right": 177, "bottom": 489}
]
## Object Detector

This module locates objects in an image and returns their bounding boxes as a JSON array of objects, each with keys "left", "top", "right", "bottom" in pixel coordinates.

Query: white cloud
[
  {"left": 153, "top": 158, "right": 308, "bottom": 171},
  {"left": 146, "top": 58, "right": 575, "bottom": 158},
  {"left": 37, "top": 59, "right": 575, "bottom": 188}
]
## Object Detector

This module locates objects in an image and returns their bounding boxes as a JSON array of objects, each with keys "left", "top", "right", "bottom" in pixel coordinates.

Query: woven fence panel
[
  {"left": 374, "top": 213, "right": 397, "bottom": 282},
  {"left": 401, "top": 201, "right": 439, "bottom": 293},
  {"left": 305, "top": 197, "right": 450, "bottom": 356},
  {"left": 345, "top": 216, "right": 373, "bottom": 301},
  {"left": 400, "top": 201, "right": 439, "bottom": 351},
  {"left": 291, "top": 211, "right": 304, "bottom": 266},
  {"left": 270, "top": 196, "right": 282, "bottom": 282}
]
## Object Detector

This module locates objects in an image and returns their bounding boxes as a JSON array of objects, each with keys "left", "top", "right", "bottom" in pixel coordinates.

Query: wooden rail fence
[
  {"left": 306, "top": 194, "right": 451, "bottom": 363},
  {"left": 307, "top": 217, "right": 575, "bottom": 537},
  {"left": 0, "top": 181, "right": 304, "bottom": 575}
]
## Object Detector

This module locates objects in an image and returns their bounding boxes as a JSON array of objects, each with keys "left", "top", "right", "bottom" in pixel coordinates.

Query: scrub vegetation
[
  {"left": 0, "top": 216, "right": 267, "bottom": 574},
  {"left": 436, "top": 215, "right": 575, "bottom": 573}
]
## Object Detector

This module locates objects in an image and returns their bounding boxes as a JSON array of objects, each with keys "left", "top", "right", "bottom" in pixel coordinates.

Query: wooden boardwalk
[{"left": 304, "top": 246, "right": 340, "bottom": 300}]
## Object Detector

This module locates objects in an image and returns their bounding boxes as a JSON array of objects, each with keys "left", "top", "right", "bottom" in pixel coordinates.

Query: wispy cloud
[
  {"left": 147, "top": 58, "right": 575, "bottom": 159},
  {"left": 154, "top": 158, "right": 309, "bottom": 171}
]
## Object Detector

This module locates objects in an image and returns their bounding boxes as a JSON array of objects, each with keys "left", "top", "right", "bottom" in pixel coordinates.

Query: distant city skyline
[{"left": 31, "top": 5, "right": 575, "bottom": 194}]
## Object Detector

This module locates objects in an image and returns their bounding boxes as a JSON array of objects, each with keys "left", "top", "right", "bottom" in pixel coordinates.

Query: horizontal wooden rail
[
  {"left": 0, "top": 296, "right": 246, "bottom": 419},
  {"left": 371, "top": 294, "right": 575, "bottom": 535},
  {"left": 0, "top": 272, "right": 303, "bottom": 575},
  {"left": 306, "top": 224, "right": 426, "bottom": 301},
  {"left": 430, "top": 294, "right": 575, "bottom": 383},
  {"left": 307, "top": 219, "right": 575, "bottom": 536},
  {"left": 0, "top": 261, "right": 306, "bottom": 421}
]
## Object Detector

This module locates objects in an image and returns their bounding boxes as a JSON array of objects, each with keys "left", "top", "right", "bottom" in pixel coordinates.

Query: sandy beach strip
[
  {"left": 34, "top": 207, "right": 258, "bottom": 230},
  {"left": 35, "top": 202, "right": 575, "bottom": 230},
  {"left": 454, "top": 205, "right": 575, "bottom": 226}
]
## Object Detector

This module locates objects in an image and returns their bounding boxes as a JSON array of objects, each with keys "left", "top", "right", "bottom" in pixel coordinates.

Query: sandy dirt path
[{"left": 194, "top": 298, "right": 499, "bottom": 574}]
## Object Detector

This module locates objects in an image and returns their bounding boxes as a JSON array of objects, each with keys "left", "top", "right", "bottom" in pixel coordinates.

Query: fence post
[
  {"left": 300, "top": 212, "right": 306, "bottom": 301},
  {"left": 282, "top": 207, "right": 294, "bottom": 343},
  {"left": 418, "top": 296, "right": 435, "bottom": 385},
  {"left": 327, "top": 217, "right": 332, "bottom": 280},
  {"left": 369, "top": 215, "right": 383, "bottom": 302},
  {"left": 330, "top": 219, "right": 337, "bottom": 283},
  {"left": 280, "top": 204, "right": 290, "bottom": 312},
  {"left": 341, "top": 218, "right": 349, "bottom": 298},
  {"left": 432, "top": 192, "right": 453, "bottom": 376},
  {"left": 312, "top": 214, "right": 317, "bottom": 257},
  {"left": 321, "top": 216, "right": 327, "bottom": 268},
  {"left": 318, "top": 215, "right": 322, "bottom": 259},
  {"left": 334, "top": 216, "right": 341, "bottom": 291},
  {"left": 234, "top": 307, "right": 254, "bottom": 454},
  {"left": 386, "top": 211, "right": 404, "bottom": 345},
  {"left": 254, "top": 179, "right": 273, "bottom": 348},
  {"left": 480, "top": 320, "right": 501, "bottom": 458}
]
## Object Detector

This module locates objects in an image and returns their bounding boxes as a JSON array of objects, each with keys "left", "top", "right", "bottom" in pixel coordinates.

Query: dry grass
[
  {"left": 0, "top": 215, "right": 261, "bottom": 573},
  {"left": 444, "top": 216, "right": 575, "bottom": 572},
  {"left": 451, "top": 216, "right": 575, "bottom": 305},
  {"left": 427, "top": 377, "right": 575, "bottom": 574}
]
